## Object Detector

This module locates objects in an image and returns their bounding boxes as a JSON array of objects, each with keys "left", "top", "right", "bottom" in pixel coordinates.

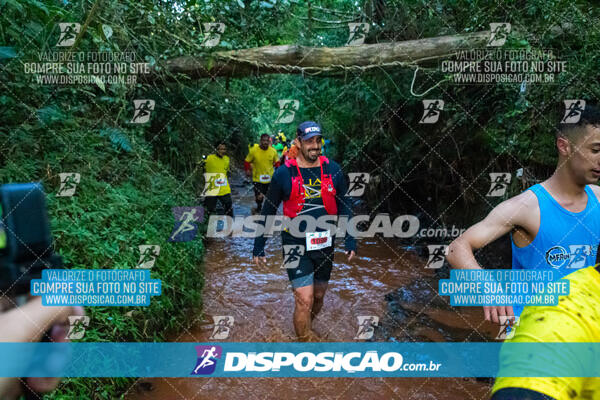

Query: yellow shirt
[
  {"left": 492, "top": 266, "right": 600, "bottom": 400},
  {"left": 203, "top": 154, "right": 231, "bottom": 196},
  {"left": 245, "top": 145, "right": 278, "bottom": 183}
]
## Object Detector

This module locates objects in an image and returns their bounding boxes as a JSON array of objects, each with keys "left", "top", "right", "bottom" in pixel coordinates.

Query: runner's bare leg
[
  {"left": 293, "top": 285, "right": 314, "bottom": 341},
  {"left": 311, "top": 282, "right": 328, "bottom": 321}
]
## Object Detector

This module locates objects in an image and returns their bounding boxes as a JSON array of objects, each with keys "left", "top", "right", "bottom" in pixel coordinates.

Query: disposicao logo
[
  {"left": 191, "top": 345, "right": 222, "bottom": 375},
  {"left": 223, "top": 351, "right": 404, "bottom": 373}
]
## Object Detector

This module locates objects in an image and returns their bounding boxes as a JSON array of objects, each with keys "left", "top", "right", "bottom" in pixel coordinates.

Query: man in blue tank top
[
  {"left": 447, "top": 104, "right": 600, "bottom": 324},
  {"left": 447, "top": 105, "right": 600, "bottom": 400}
]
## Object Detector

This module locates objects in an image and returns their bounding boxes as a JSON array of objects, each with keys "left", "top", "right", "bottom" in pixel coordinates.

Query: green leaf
[
  {"left": 26, "top": 0, "right": 49, "bottom": 15},
  {"left": 37, "top": 106, "right": 65, "bottom": 124},
  {"left": 25, "top": 21, "right": 44, "bottom": 38},
  {"left": 5, "top": 0, "right": 23, "bottom": 13},
  {"left": 260, "top": 1, "right": 274, "bottom": 8},
  {"left": 147, "top": 14, "right": 155, "bottom": 25},
  {"left": 91, "top": 75, "right": 105, "bottom": 92},
  {"left": 102, "top": 24, "right": 113, "bottom": 40},
  {"left": 145, "top": 55, "right": 156, "bottom": 67},
  {"left": 0, "top": 47, "right": 17, "bottom": 59},
  {"left": 99, "top": 128, "right": 132, "bottom": 152},
  {"left": 206, "top": 57, "right": 214, "bottom": 71},
  {"left": 236, "top": 0, "right": 245, "bottom": 7}
]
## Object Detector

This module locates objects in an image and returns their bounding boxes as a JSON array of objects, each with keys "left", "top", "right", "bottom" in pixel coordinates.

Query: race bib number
[
  {"left": 215, "top": 177, "right": 227, "bottom": 187},
  {"left": 306, "top": 231, "right": 332, "bottom": 251},
  {"left": 259, "top": 174, "right": 271, "bottom": 183}
]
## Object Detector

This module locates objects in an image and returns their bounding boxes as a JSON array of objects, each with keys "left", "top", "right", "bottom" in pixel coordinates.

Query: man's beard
[{"left": 303, "top": 147, "right": 319, "bottom": 162}]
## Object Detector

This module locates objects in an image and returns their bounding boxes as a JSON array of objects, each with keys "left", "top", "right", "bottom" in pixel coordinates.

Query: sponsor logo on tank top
[{"left": 545, "top": 245, "right": 597, "bottom": 269}]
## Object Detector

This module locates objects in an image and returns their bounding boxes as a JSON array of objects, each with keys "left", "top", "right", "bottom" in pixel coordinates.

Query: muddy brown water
[{"left": 127, "top": 175, "right": 497, "bottom": 400}]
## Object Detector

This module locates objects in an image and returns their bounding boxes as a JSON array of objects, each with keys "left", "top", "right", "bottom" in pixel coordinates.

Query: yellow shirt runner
[
  {"left": 245, "top": 145, "right": 278, "bottom": 183},
  {"left": 203, "top": 154, "right": 231, "bottom": 196}
]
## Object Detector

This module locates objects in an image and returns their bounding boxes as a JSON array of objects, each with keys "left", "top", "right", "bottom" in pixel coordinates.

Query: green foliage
[
  {"left": 0, "top": 1, "right": 209, "bottom": 397},
  {"left": 0, "top": 46, "right": 16, "bottom": 59},
  {"left": 99, "top": 128, "right": 133, "bottom": 152}
]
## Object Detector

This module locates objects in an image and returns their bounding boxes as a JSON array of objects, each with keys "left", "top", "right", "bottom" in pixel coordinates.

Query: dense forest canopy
[{"left": 3, "top": 0, "right": 598, "bottom": 219}]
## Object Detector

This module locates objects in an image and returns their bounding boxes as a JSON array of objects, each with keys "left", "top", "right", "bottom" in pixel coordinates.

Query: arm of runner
[
  {"left": 447, "top": 197, "right": 527, "bottom": 324},
  {"left": 252, "top": 167, "right": 285, "bottom": 266},
  {"left": 244, "top": 150, "right": 253, "bottom": 177},
  {"left": 333, "top": 163, "right": 356, "bottom": 260}
]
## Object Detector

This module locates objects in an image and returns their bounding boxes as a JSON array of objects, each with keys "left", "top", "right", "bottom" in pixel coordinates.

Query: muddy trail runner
[{"left": 128, "top": 170, "right": 498, "bottom": 400}]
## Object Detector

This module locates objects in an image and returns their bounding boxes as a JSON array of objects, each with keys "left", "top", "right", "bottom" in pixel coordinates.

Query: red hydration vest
[{"left": 283, "top": 156, "right": 338, "bottom": 218}]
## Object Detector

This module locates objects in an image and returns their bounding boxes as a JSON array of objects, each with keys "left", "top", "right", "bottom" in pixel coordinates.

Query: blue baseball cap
[{"left": 296, "top": 121, "right": 322, "bottom": 141}]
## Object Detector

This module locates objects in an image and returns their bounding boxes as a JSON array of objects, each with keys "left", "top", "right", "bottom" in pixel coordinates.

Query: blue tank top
[{"left": 511, "top": 184, "right": 600, "bottom": 315}]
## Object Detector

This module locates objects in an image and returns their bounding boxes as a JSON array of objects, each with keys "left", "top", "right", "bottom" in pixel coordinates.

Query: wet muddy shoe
[
  {"left": 298, "top": 330, "right": 321, "bottom": 342},
  {"left": 308, "top": 330, "right": 322, "bottom": 342},
  {"left": 311, "top": 326, "right": 330, "bottom": 341}
]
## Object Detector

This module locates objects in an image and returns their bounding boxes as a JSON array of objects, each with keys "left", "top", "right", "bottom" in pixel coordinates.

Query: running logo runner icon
[
  {"left": 354, "top": 315, "right": 379, "bottom": 340},
  {"left": 419, "top": 100, "right": 444, "bottom": 124},
  {"left": 346, "top": 23, "right": 369, "bottom": 46},
  {"left": 346, "top": 173, "right": 370, "bottom": 197},
  {"left": 169, "top": 206, "right": 204, "bottom": 242},
  {"left": 496, "top": 316, "right": 520, "bottom": 340},
  {"left": 425, "top": 245, "right": 447, "bottom": 269},
  {"left": 56, "top": 23, "right": 81, "bottom": 47},
  {"left": 201, "top": 23, "right": 225, "bottom": 47},
  {"left": 137, "top": 245, "right": 160, "bottom": 269},
  {"left": 130, "top": 99, "right": 155, "bottom": 124},
  {"left": 282, "top": 245, "right": 305, "bottom": 269},
  {"left": 57, "top": 173, "right": 80, "bottom": 197},
  {"left": 566, "top": 245, "right": 593, "bottom": 269},
  {"left": 487, "top": 23, "right": 511, "bottom": 47},
  {"left": 487, "top": 172, "right": 511, "bottom": 197},
  {"left": 275, "top": 100, "right": 299, "bottom": 124},
  {"left": 561, "top": 100, "right": 586, "bottom": 123},
  {"left": 209, "top": 316, "right": 234, "bottom": 340},
  {"left": 191, "top": 345, "right": 223, "bottom": 375},
  {"left": 66, "top": 316, "right": 90, "bottom": 340}
]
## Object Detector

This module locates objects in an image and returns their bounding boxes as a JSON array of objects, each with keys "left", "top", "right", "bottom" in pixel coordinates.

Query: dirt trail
[{"left": 128, "top": 174, "right": 495, "bottom": 400}]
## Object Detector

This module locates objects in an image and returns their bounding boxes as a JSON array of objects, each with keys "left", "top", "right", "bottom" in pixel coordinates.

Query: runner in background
[
  {"left": 245, "top": 133, "right": 280, "bottom": 214},
  {"left": 273, "top": 135, "right": 285, "bottom": 159},
  {"left": 199, "top": 142, "right": 234, "bottom": 217}
]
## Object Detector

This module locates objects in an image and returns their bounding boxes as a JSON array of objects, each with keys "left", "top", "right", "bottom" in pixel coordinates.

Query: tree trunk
[{"left": 147, "top": 30, "right": 489, "bottom": 80}]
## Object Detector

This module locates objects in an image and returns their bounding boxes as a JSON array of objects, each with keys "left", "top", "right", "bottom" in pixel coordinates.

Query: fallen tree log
[{"left": 149, "top": 30, "right": 490, "bottom": 80}]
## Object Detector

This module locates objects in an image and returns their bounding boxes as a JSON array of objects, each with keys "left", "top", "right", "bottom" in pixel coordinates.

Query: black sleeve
[
  {"left": 332, "top": 162, "right": 356, "bottom": 253},
  {"left": 252, "top": 166, "right": 286, "bottom": 257},
  {"left": 491, "top": 388, "right": 556, "bottom": 400}
]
